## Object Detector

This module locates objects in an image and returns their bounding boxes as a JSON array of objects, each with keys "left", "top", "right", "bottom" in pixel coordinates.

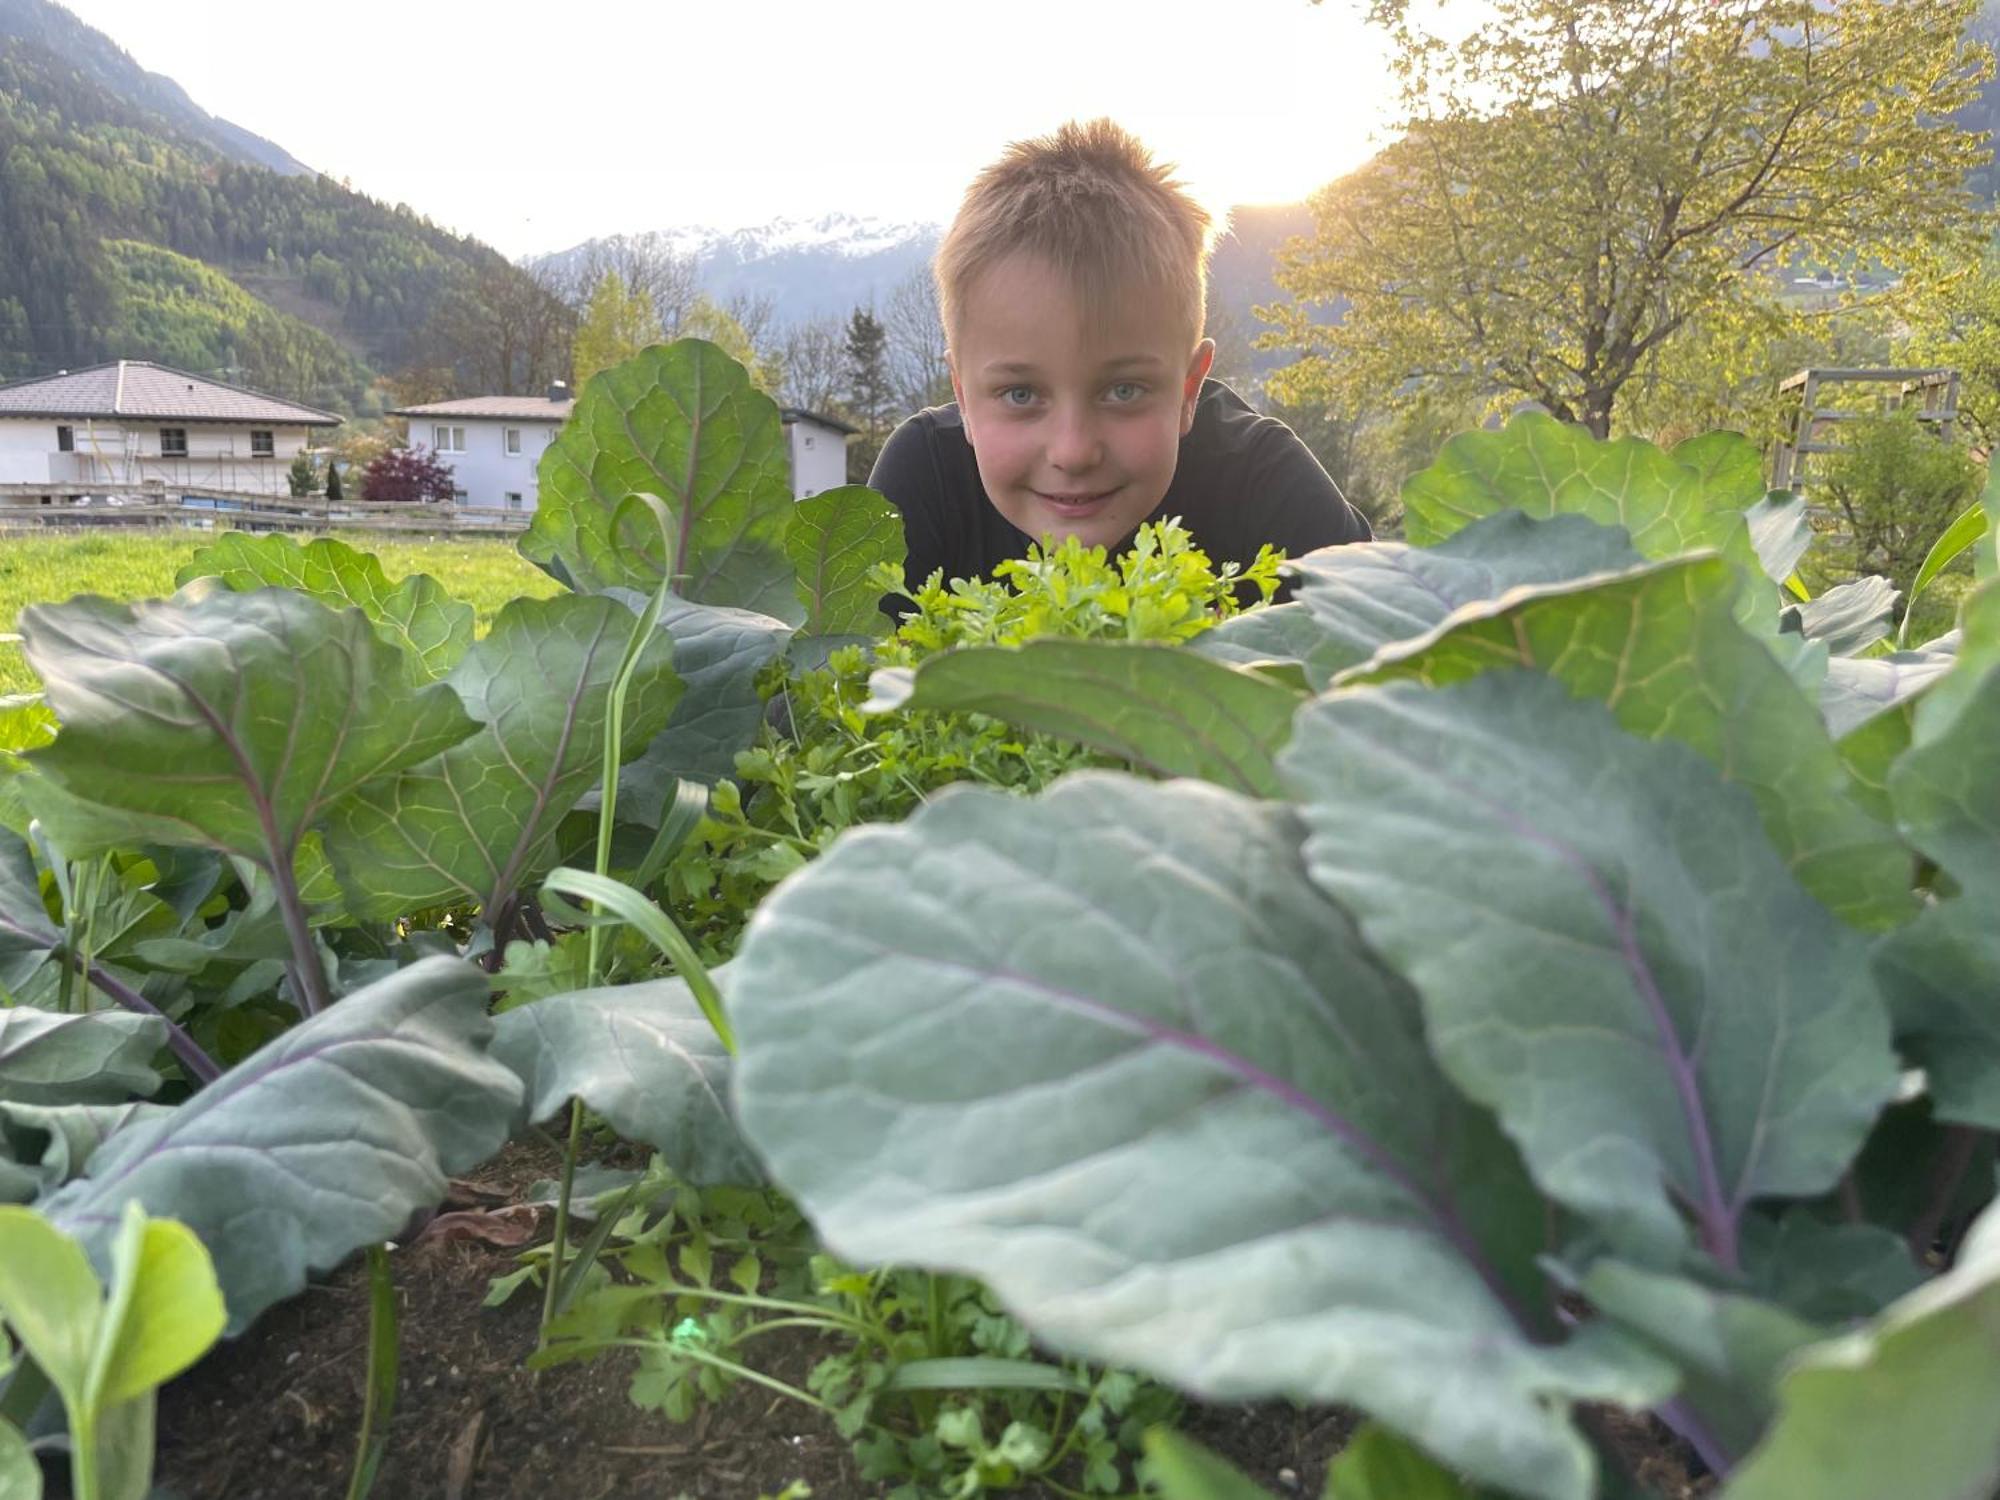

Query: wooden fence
[{"left": 0, "top": 483, "right": 532, "bottom": 537}]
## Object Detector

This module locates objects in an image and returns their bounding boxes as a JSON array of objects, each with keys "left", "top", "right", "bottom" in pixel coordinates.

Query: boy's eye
[
  {"left": 998, "top": 386, "right": 1037, "bottom": 407},
  {"left": 1106, "top": 381, "right": 1146, "bottom": 403}
]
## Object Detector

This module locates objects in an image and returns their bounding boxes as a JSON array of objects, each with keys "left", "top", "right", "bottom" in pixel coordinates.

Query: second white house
[{"left": 389, "top": 384, "right": 858, "bottom": 511}]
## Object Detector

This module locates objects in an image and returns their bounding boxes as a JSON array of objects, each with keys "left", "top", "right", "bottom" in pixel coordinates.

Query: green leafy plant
[
  {"left": 0, "top": 1202, "right": 225, "bottom": 1500},
  {"left": 725, "top": 416, "right": 2000, "bottom": 1498}
]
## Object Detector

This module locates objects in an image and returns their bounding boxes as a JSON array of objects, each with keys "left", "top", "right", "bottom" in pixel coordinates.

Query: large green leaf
[
  {"left": 19, "top": 584, "right": 478, "bottom": 877},
  {"left": 1744, "top": 493, "right": 1811, "bottom": 586},
  {"left": 1340, "top": 557, "right": 1913, "bottom": 930},
  {"left": 606, "top": 594, "right": 794, "bottom": 825},
  {"left": 0, "top": 1010, "right": 162, "bottom": 1106},
  {"left": 176, "top": 533, "right": 474, "bottom": 684},
  {"left": 1581, "top": 1259, "right": 1820, "bottom": 1465},
  {"left": 731, "top": 773, "right": 1672, "bottom": 1500},
  {"left": 0, "top": 1102, "right": 171, "bottom": 1201},
  {"left": 521, "top": 340, "right": 801, "bottom": 621},
  {"left": 1282, "top": 672, "right": 1897, "bottom": 1267},
  {"left": 1285, "top": 512, "right": 1644, "bottom": 675},
  {"left": 323, "top": 594, "right": 683, "bottom": 921},
  {"left": 39, "top": 957, "right": 519, "bottom": 1332},
  {"left": 1192, "top": 603, "right": 1348, "bottom": 689},
  {"left": 863, "top": 642, "right": 1302, "bottom": 796},
  {"left": 1723, "top": 1197, "right": 2000, "bottom": 1500},
  {"left": 1401, "top": 415, "right": 1762, "bottom": 571},
  {"left": 1783, "top": 577, "right": 1898, "bottom": 658},
  {"left": 1872, "top": 646, "right": 2000, "bottom": 1126},
  {"left": 491, "top": 976, "right": 758, "bottom": 1185},
  {"left": 0, "top": 827, "right": 58, "bottom": 993},
  {"left": 786, "top": 485, "right": 904, "bottom": 636}
]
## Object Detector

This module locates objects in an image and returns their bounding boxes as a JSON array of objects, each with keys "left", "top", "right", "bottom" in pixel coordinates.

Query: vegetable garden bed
[{"left": 2, "top": 337, "right": 1998, "bottom": 1500}]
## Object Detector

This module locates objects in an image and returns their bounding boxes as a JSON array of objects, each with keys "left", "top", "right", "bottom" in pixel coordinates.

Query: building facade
[
  {"left": 391, "top": 384, "right": 857, "bottom": 510},
  {"left": 0, "top": 361, "right": 340, "bottom": 499}
]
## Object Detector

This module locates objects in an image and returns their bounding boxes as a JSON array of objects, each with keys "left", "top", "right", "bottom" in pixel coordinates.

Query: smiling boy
[{"left": 870, "top": 118, "right": 1371, "bottom": 594}]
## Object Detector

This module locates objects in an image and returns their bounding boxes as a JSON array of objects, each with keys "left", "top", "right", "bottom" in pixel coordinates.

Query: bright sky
[{"left": 53, "top": 0, "right": 1402, "bottom": 259}]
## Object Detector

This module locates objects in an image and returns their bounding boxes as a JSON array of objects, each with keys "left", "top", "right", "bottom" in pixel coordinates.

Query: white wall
[
  {"left": 787, "top": 420, "right": 850, "bottom": 497},
  {"left": 0, "top": 418, "right": 314, "bottom": 495},
  {"left": 420, "top": 418, "right": 559, "bottom": 510}
]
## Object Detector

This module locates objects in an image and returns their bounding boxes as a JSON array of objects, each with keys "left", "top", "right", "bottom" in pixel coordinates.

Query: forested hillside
[{"left": 0, "top": 0, "right": 549, "bottom": 414}]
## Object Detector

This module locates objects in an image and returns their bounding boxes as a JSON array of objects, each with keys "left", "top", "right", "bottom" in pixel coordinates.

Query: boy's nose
[{"left": 1046, "top": 409, "right": 1104, "bottom": 472}]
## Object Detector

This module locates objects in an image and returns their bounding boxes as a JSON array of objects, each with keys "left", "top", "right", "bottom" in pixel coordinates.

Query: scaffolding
[{"left": 1770, "top": 368, "right": 1961, "bottom": 491}]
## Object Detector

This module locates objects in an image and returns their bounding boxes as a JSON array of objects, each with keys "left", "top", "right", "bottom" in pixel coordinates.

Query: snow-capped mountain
[{"left": 535, "top": 201, "right": 1318, "bottom": 378}]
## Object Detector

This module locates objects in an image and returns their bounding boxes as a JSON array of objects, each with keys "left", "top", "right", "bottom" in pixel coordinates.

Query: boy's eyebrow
[{"left": 981, "top": 355, "right": 1169, "bottom": 376}]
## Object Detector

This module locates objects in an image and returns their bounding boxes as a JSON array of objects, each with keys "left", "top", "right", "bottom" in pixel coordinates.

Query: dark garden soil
[{"left": 140, "top": 1144, "right": 1714, "bottom": 1500}]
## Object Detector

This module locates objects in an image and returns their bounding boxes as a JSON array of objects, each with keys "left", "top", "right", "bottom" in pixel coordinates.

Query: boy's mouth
[{"left": 1035, "top": 487, "right": 1119, "bottom": 514}]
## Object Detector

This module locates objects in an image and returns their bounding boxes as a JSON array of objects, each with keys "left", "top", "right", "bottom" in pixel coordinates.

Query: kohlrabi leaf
[
  {"left": 1340, "top": 556, "right": 1913, "bottom": 931},
  {"left": 1872, "top": 643, "right": 2000, "bottom": 1126},
  {"left": 39, "top": 957, "right": 519, "bottom": 1332},
  {"left": 0, "top": 826, "right": 59, "bottom": 992},
  {"left": 1400, "top": 415, "right": 1762, "bottom": 573},
  {"left": 1722, "top": 1197, "right": 2000, "bottom": 1500},
  {"left": 1283, "top": 671, "right": 1898, "bottom": 1268},
  {"left": 1744, "top": 493, "right": 1812, "bottom": 585},
  {"left": 522, "top": 339, "right": 801, "bottom": 621},
  {"left": 1822, "top": 640, "right": 1959, "bottom": 741},
  {"left": 786, "top": 485, "right": 905, "bottom": 636},
  {"left": 0, "top": 1010, "right": 162, "bottom": 1106},
  {"left": 1782, "top": 577, "right": 1898, "bottom": 657},
  {"left": 1581, "top": 1259, "right": 1821, "bottom": 1465},
  {"left": 863, "top": 642, "right": 1301, "bottom": 796},
  {"left": 19, "top": 584, "right": 478, "bottom": 878},
  {"left": 606, "top": 594, "right": 794, "bottom": 823},
  {"left": 731, "top": 773, "right": 1673, "bottom": 1500},
  {"left": 1191, "top": 603, "right": 1348, "bottom": 689},
  {"left": 323, "top": 594, "right": 683, "bottom": 922},
  {"left": 491, "top": 976, "right": 758, "bottom": 1185},
  {"left": 1738, "top": 1214, "right": 1924, "bottom": 1324},
  {"left": 0, "top": 1102, "right": 171, "bottom": 1199},
  {"left": 175, "top": 533, "right": 474, "bottom": 683},
  {"left": 1285, "top": 512, "right": 1644, "bottom": 675}
]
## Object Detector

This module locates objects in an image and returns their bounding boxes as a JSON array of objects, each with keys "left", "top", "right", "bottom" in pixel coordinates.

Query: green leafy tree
[
  {"left": 844, "top": 307, "right": 894, "bottom": 481},
  {"left": 324, "top": 457, "right": 343, "bottom": 502},
  {"left": 285, "top": 450, "right": 317, "bottom": 497},
  {"left": 572, "top": 271, "right": 659, "bottom": 390},
  {"left": 1815, "top": 410, "right": 1983, "bottom": 602},
  {"left": 681, "top": 294, "right": 780, "bottom": 392},
  {"left": 1266, "top": 0, "right": 1993, "bottom": 438}
]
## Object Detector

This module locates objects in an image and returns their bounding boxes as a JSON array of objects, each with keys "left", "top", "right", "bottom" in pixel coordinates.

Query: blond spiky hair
[{"left": 935, "top": 118, "right": 1215, "bottom": 353}]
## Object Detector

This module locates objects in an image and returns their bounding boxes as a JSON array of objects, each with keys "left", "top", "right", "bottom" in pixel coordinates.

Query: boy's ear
[
  {"left": 948, "top": 349, "right": 973, "bottom": 447},
  {"left": 1180, "top": 340, "right": 1216, "bottom": 435}
]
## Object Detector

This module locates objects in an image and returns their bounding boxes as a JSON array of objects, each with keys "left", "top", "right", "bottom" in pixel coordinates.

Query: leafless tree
[
  {"left": 883, "top": 268, "right": 952, "bottom": 414},
  {"left": 775, "top": 314, "right": 851, "bottom": 414}
]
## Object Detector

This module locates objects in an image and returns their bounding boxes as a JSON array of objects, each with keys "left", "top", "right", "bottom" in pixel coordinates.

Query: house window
[
  {"left": 452, "top": 488, "right": 468, "bottom": 505},
  {"left": 250, "top": 430, "right": 275, "bottom": 457},
  {"left": 804, "top": 434, "right": 815, "bottom": 449},
  {"left": 159, "top": 428, "right": 188, "bottom": 458},
  {"left": 505, "top": 491, "right": 524, "bottom": 511},
  {"left": 433, "top": 425, "right": 466, "bottom": 454},
  {"left": 56, "top": 425, "right": 74, "bottom": 452},
  {"left": 504, "top": 428, "right": 522, "bottom": 455}
]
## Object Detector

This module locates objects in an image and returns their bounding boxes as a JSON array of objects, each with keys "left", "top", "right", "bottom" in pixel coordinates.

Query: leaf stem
[
  {"left": 82, "top": 963, "right": 220, "bottom": 1084},
  {"left": 539, "top": 1097, "right": 585, "bottom": 1345},
  {"left": 270, "top": 853, "right": 329, "bottom": 1016}
]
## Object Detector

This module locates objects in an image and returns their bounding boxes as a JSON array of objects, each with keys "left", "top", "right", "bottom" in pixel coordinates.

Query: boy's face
[{"left": 948, "top": 253, "right": 1215, "bottom": 551}]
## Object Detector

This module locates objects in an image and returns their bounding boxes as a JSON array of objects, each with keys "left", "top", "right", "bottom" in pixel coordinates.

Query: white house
[
  {"left": 0, "top": 360, "right": 341, "bottom": 501},
  {"left": 390, "top": 383, "right": 857, "bottom": 511}
]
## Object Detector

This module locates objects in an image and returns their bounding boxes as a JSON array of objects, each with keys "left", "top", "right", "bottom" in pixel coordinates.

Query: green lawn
[{"left": 0, "top": 530, "right": 561, "bottom": 696}]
